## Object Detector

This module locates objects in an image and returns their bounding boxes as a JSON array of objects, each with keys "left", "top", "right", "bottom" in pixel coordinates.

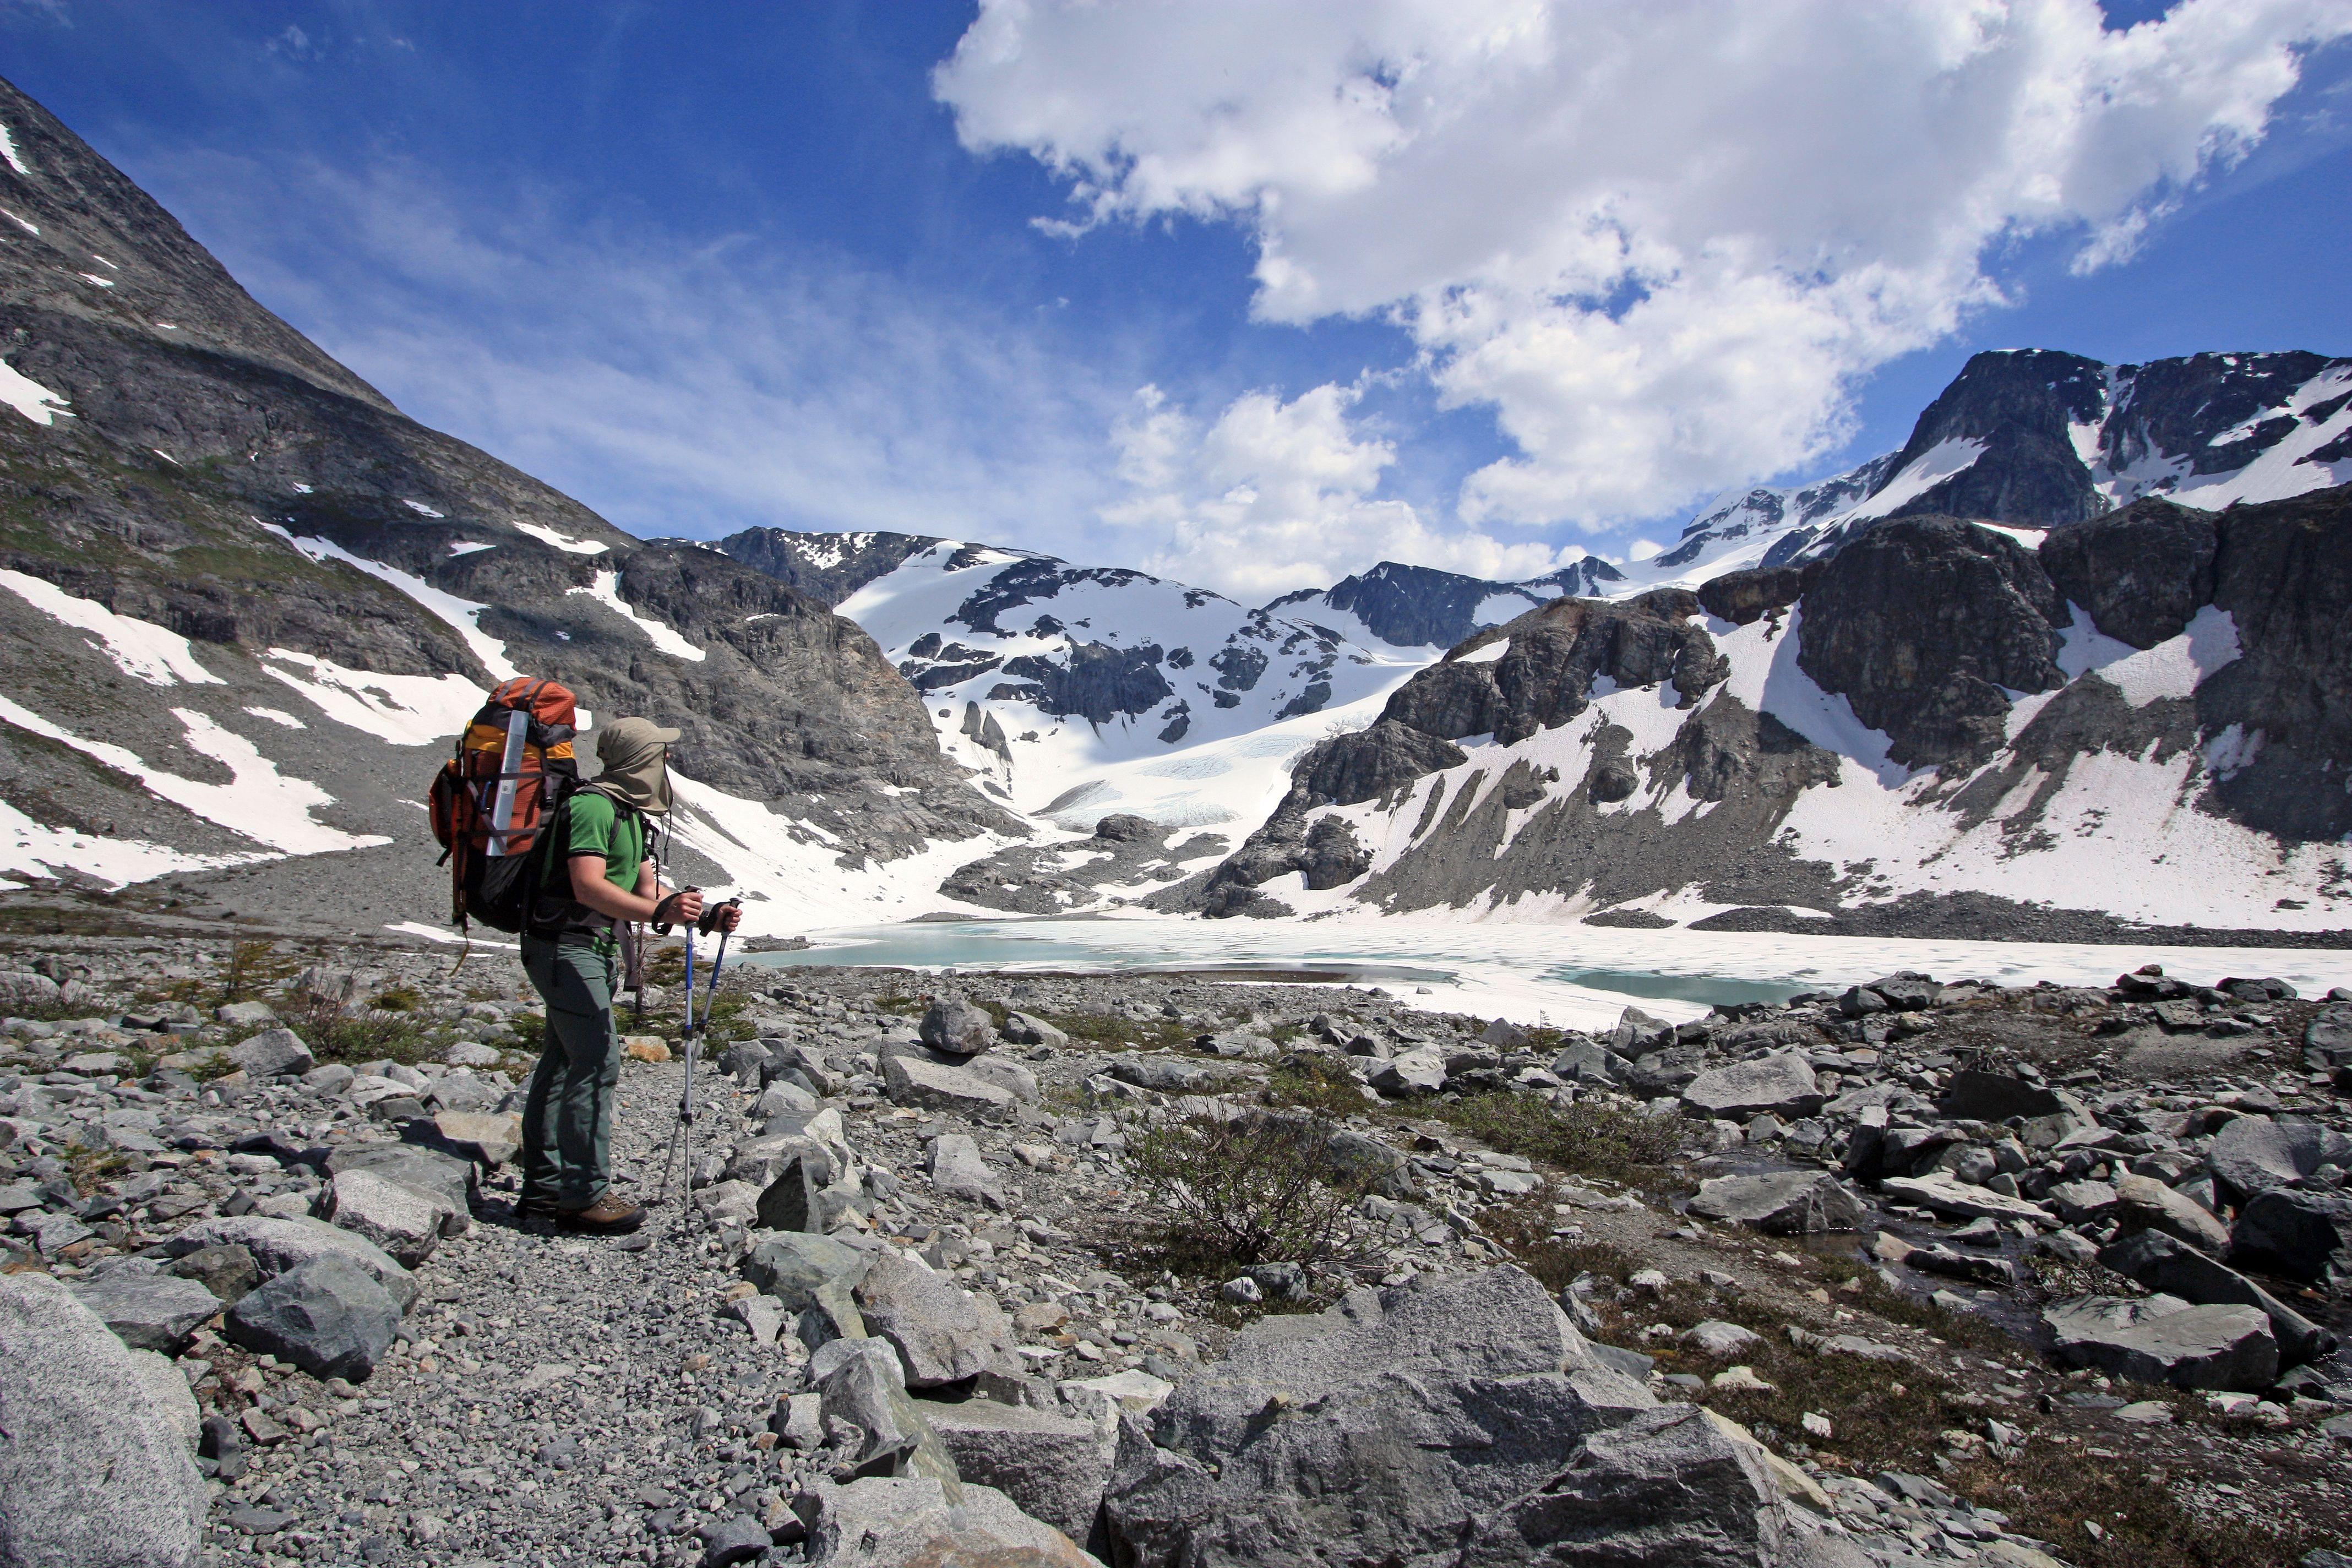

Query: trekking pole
[{"left": 693, "top": 899, "right": 741, "bottom": 1035}]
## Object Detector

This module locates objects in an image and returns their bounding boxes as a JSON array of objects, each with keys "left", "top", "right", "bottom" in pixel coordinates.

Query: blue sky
[{"left": 5, "top": 1, "right": 2349, "bottom": 596}]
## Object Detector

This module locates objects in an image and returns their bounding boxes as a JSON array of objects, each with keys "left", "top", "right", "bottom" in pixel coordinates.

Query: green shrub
[{"left": 1126, "top": 1110, "right": 1377, "bottom": 1276}]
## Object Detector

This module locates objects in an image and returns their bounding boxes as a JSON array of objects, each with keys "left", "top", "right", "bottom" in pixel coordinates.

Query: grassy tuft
[{"left": 1430, "top": 1092, "right": 1704, "bottom": 1186}]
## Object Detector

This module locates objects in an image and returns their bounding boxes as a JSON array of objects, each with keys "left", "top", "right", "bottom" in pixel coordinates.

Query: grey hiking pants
[{"left": 518, "top": 932, "right": 620, "bottom": 1210}]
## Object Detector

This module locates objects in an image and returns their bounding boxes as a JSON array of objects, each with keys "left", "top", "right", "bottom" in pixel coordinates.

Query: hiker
[{"left": 516, "top": 716, "right": 740, "bottom": 1233}]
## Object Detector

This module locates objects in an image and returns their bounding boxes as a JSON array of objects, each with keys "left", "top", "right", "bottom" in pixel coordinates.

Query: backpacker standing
[{"left": 516, "top": 717, "right": 740, "bottom": 1233}]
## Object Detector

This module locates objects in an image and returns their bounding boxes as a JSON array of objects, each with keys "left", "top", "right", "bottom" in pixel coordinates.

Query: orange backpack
[{"left": 427, "top": 678, "right": 581, "bottom": 932}]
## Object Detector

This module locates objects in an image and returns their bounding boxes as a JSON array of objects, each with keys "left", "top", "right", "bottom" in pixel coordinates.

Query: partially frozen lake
[{"left": 737, "top": 917, "right": 2352, "bottom": 1031}]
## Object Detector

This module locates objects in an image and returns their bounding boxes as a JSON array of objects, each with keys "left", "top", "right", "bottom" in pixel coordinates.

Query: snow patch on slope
[
  {"left": 0, "top": 570, "right": 224, "bottom": 686},
  {"left": 511, "top": 521, "right": 608, "bottom": 555},
  {"left": 261, "top": 649, "right": 480, "bottom": 747},
  {"left": 0, "top": 694, "right": 386, "bottom": 862},
  {"left": 274, "top": 530, "right": 519, "bottom": 681},
  {"left": 664, "top": 772, "right": 1012, "bottom": 930},
  {"left": 0, "top": 357, "right": 70, "bottom": 426},
  {"left": 2056, "top": 603, "right": 2241, "bottom": 707},
  {"left": 568, "top": 571, "right": 706, "bottom": 661}
]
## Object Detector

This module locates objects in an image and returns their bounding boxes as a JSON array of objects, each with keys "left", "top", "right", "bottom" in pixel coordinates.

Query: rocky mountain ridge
[
  {"left": 1189, "top": 489, "right": 2352, "bottom": 941},
  {"left": 1647, "top": 347, "right": 2352, "bottom": 589},
  {"left": 0, "top": 74, "right": 1020, "bottom": 935}
]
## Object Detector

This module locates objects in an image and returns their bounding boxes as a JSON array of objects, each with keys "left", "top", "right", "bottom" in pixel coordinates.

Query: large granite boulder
[
  {"left": 2206, "top": 1116, "right": 2348, "bottom": 1202},
  {"left": 2099, "top": 1229, "right": 2332, "bottom": 1364},
  {"left": 1453, "top": 1404, "right": 1810, "bottom": 1568},
  {"left": 1681, "top": 1054, "right": 1823, "bottom": 1120},
  {"left": 325, "top": 1142, "right": 475, "bottom": 1234},
  {"left": 2113, "top": 1172, "right": 2229, "bottom": 1254},
  {"left": 742, "top": 1232, "right": 871, "bottom": 1342},
  {"left": 808, "top": 1337, "right": 960, "bottom": 1487},
  {"left": 919, "top": 997, "right": 998, "bottom": 1057},
  {"left": 852, "top": 1246, "right": 993, "bottom": 1387},
  {"left": 2044, "top": 1295, "right": 2277, "bottom": 1392},
  {"left": 925, "top": 1398, "right": 1118, "bottom": 1549},
  {"left": 2231, "top": 1187, "right": 2352, "bottom": 1287},
  {"left": 1103, "top": 1266, "right": 1669, "bottom": 1566},
  {"left": 882, "top": 1054, "right": 1019, "bottom": 1119},
  {"left": 64, "top": 1258, "right": 223, "bottom": 1353},
  {"left": 317, "top": 1167, "right": 454, "bottom": 1267},
  {"left": 0, "top": 1272, "right": 209, "bottom": 1568},
  {"left": 224, "top": 1255, "right": 402, "bottom": 1382}
]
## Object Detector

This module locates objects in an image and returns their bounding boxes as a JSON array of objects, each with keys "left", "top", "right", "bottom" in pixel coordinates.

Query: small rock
[
  {"left": 1684, "top": 1320, "right": 1763, "bottom": 1357},
  {"left": 228, "top": 1027, "right": 315, "bottom": 1079},
  {"left": 919, "top": 997, "right": 998, "bottom": 1058},
  {"left": 927, "top": 1133, "right": 1008, "bottom": 1210}
]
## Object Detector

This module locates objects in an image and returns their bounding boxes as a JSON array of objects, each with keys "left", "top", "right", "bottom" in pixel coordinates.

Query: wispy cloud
[{"left": 136, "top": 150, "right": 1133, "bottom": 550}]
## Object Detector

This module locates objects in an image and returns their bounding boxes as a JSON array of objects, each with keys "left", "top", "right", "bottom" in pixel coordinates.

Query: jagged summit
[{"left": 1629, "top": 347, "right": 2352, "bottom": 594}]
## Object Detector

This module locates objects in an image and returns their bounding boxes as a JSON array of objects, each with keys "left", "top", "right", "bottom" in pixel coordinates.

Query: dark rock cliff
[
  {"left": 0, "top": 72, "right": 1015, "bottom": 903},
  {"left": 1794, "top": 517, "right": 2067, "bottom": 770}
]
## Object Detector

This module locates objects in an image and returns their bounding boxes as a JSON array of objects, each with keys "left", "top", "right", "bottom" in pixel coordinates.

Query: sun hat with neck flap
[{"left": 591, "top": 716, "right": 681, "bottom": 815}]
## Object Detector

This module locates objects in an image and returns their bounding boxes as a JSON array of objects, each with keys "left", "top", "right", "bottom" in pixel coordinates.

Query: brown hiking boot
[{"left": 554, "top": 1192, "right": 646, "bottom": 1234}]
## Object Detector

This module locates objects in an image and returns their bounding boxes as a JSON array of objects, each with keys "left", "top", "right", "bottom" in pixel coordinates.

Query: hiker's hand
[
  {"left": 650, "top": 888, "right": 702, "bottom": 929},
  {"left": 704, "top": 900, "right": 742, "bottom": 935}
]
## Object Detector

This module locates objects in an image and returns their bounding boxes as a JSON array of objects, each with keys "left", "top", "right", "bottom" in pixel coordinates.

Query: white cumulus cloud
[
  {"left": 1103, "top": 382, "right": 1574, "bottom": 597},
  {"left": 939, "top": 0, "right": 2352, "bottom": 528}
]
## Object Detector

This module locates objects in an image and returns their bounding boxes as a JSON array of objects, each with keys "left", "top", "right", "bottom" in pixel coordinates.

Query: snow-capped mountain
[
  {"left": 1265, "top": 557, "right": 1626, "bottom": 651},
  {"left": 823, "top": 541, "right": 1430, "bottom": 829},
  {"left": 1193, "top": 489, "right": 2352, "bottom": 940},
  {"left": 1610, "top": 349, "right": 2352, "bottom": 596}
]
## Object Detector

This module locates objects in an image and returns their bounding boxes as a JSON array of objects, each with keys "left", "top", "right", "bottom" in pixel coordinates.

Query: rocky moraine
[{"left": 1, "top": 934, "right": 2348, "bottom": 1568}]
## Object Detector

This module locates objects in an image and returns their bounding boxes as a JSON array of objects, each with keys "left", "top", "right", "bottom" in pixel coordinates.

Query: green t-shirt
[
  {"left": 563, "top": 790, "right": 645, "bottom": 890},
  {"left": 539, "top": 789, "right": 644, "bottom": 933}
]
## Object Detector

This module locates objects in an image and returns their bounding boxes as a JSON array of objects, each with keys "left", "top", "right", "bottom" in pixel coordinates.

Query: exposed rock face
[
  {"left": 2197, "top": 486, "right": 2352, "bottom": 840},
  {"left": 2038, "top": 498, "right": 2218, "bottom": 649},
  {"left": 1795, "top": 518, "right": 2066, "bottom": 769},
  {"left": 1385, "top": 592, "right": 1729, "bottom": 746},
  {"left": 1871, "top": 349, "right": 2113, "bottom": 527},
  {"left": 1294, "top": 720, "right": 1470, "bottom": 808},
  {"left": 1696, "top": 563, "right": 1817, "bottom": 626},
  {"left": 1267, "top": 558, "right": 1625, "bottom": 650},
  {"left": 698, "top": 526, "right": 943, "bottom": 607},
  {"left": 1000, "top": 641, "right": 1175, "bottom": 726}
]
